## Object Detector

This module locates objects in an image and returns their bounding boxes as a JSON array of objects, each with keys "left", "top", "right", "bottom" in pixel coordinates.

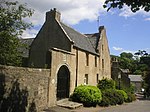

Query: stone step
[{"left": 57, "top": 99, "right": 83, "bottom": 109}]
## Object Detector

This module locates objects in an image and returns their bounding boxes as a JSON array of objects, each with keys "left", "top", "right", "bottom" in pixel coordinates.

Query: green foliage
[
  {"left": 0, "top": 0, "right": 34, "bottom": 66},
  {"left": 126, "top": 93, "right": 136, "bottom": 103},
  {"left": 70, "top": 85, "right": 102, "bottom": 107},
  {"left": 99, "top": 89, "right": 124, "bottom": 106},
  {"left": 119, "top": 57, "right": 135, "bottom": 72},
  {"left": 121, "top": 83, "right": 135, "bottom": 94},
  {"left": 143, "top": 72, "right": 150, "bottom": 97},
  {"left": 104, "top": 0, "right": 150, "bottom": 12},
  {"left": 98, "top": 95, "right": 109, "bottom": 107},
  {"left": 97, "top": 78, "right": 115, "bottom": 90},
  {"left": 116, "top": 90, "right": 128, "bottom": 102},
  {"left": 0, "top": 35, "right": 22, "bottom": 66},
  {"left": 140, "top": 57, "right": 150, "bottom": 67},
  {"left": 133, "top": 70, "right": 143, "bottom": 75},
  {"left": 120, "top": 52, "right": 133, "bottom": 59}
]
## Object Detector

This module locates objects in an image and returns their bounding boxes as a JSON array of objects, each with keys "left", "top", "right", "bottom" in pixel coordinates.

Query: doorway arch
[{"left": 57, "top": 65, "right": 70, "bottom": 100}]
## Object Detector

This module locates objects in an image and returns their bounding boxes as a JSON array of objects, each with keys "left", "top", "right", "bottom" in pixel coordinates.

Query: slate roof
[
  {"left": 60, "top": 22, "right": 98, "bottom": 55},
  {"left": 20, "top": 23, "right": 100, "bottom": 57},
  {"left": 85, "top": 33, "right": 99, "bottom": 49},
  {"left": 20, "top": 38, "right": 34, "bottom": 57},
  {"left": 120, "top": 69, "right": 130, "bottom": 73},
  {"left": 129, "top": 75, "right": 143, "bottom": 82}
]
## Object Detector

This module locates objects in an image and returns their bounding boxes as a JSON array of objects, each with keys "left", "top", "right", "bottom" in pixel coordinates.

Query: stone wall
[{"left": 0, "top": 65, "right": 50, "bottom": 112}]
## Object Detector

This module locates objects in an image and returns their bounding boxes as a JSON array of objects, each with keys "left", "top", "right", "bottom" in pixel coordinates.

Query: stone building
[
  {"left": 129, "top": 75, "right": 143, "bottom": 92},
  {"left": 28, "top": 8, "right": 111, "bottom": 106},
  {"left": 111, "top": 57, "right": 130, "bottom": 88}
]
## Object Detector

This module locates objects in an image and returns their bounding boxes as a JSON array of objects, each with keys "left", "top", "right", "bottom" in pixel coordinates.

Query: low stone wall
[{"left": 0, "top": 65, "right": 50, "bottom": 112}]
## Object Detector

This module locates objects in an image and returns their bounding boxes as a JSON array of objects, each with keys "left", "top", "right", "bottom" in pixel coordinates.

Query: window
[
  {"left": 86, "top": 53, "right": 89, "bottom": 66},
  {"left": 102, "top": 59, "right": 104, "bottom": 69},
  {"left": 84, "top": 74, "right": 88, "bottom": 85},
  {"left": 95, "top": 56, "right": 97, "bottom": 67},
  {"left": 96, "top": 74, "right": 99, "bottom": 83}
]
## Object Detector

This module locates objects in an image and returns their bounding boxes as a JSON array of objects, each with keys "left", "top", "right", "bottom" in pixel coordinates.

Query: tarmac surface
[{"left": 45, "top": 96, "right": 150, "bottom": 112}]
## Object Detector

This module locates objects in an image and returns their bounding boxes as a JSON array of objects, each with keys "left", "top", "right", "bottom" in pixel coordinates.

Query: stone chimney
[
  {"left": 99, "top": 26, "right": 105, "bottom": 33},
  {"left": 46, "top": 8, "right": 61, "bottom": 22}
]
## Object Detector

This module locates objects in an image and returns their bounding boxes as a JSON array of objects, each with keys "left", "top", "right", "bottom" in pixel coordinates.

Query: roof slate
[
  {"left": 20, "top": 38, "right": 34, "bottom": 57},
  {"left": 60, "top": 22, "right": 97, "bottom": 54},
  {"left": 129, "top": 75, "right": 143, "bottom": 82},
  {"left": 85, "top": 33, "right": 99, "bottom": 49}
]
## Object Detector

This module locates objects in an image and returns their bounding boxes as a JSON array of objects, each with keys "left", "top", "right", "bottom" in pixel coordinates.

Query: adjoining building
[
  {"left": 27, "top": 8, "right": 111, "bottom": 106},
  {"left": 129, "top": 75, "right": 143, "bottom": 92}
]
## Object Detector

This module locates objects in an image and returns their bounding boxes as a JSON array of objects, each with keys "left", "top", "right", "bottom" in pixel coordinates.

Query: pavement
[{"left": 44, "top": 98, "right": 150, "bottom": 112}]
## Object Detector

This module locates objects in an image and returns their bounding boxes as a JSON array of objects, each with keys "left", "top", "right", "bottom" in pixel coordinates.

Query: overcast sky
[{"left": 17, "top": 0, "right": 150, "bottom": 55}]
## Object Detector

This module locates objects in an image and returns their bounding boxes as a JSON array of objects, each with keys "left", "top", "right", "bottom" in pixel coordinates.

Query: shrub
[
  {"left": 70, "top": 85, "right": 102, "bottom": 107},
  {"left": 98, "top": 95, "right": 110, "bottom": 107},
  {"left": 97, "top": 78, "right": 115, "bottom": 90},
  {"left": 116, "top": 90, "right": 128, "bottom": 102},
  {"left": 126, "top": 93, "right": 136, "bottom": 102},
  {"left": 99, "top": 89, "right": 124, "bottom": 106},
  {"left": 122, "top": 83, "right": 135, "bottom": 94}
]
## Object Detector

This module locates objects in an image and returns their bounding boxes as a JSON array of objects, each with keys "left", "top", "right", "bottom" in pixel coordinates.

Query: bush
[
  {"left": 126, "top": 93, "right": 136, "bottom": 103},
  {"left": 70, "top": 85, "right": 102, "bottom": 107},
  {"left": 122, "top": 83, "right": 135, "bottom": 94},
  {"left": 99, "top": 89, "right": 124, "bottom": 106},
  {"left": 98, "top": 95, "right": 110, "bottom": 107},
  {"left": 97, "top": 78, "right": 115, "bottom": 90},
  {"left": 116, "top": 90, "right": 128, "bottom": 102}
]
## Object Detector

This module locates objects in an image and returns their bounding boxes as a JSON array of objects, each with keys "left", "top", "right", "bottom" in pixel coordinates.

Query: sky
[{"left": 17, "top": 0, "right": 150, "bottom": 56}]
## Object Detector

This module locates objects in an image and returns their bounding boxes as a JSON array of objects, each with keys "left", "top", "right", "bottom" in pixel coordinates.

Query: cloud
[
  {"left": 113, "top": 47, "right": 123, "bottom": 51},
  {"left": 119, "top": 5, "right": 150, "bottom": 19},
  {"left": 21, "top": 29, "right": 38, "bottom": 39},
  {"left": 119, "top": 6, "right": 136, "bottom": 18},
  {"left": 112, "top": 46, "right": 150, "bottom": 56},
  {"left": 16, "top": 0, "right": 107, "bottom": 38},
  {"left": 112, "top": 46, "right": 136, "bottom": 55},
  {"left": 144, "top": 18, "right": 150, "bottom": 21},
  {"left": 18, "top": 0, "right": 106, "bottom": 25}
]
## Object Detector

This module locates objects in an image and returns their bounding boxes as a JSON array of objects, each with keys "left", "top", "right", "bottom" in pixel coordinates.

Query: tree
[
  {"left": 135, "top": 50, "right": 149, "bottom": 57},
  {"left": 143, "top": 72, "right": 150, "bottom": 97},
  {"left": 0, "top": 0, "right": 34, "bottom": 66},
  {"left": 120, "top": 52, "right": 133, "bottom": 59},
  {"left": 118, "top": 52, "right": 136, "bottom": 73},
  {"left": 103, "top": 0, "right": 150, "bottom": 12}
]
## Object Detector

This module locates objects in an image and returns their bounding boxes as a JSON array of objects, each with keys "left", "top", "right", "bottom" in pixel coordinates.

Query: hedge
[
  {"left": 70, "top": 85, "right": 102, "bottom": 107},
  {"left": 97, "top": 78, "right": 115, "bottom": 90},
  {"left": 99, "top": 89, "right": 124, "bottom": 106}
]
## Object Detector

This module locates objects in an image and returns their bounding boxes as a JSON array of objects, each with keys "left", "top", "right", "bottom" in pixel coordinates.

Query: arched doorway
[{"left": 57, "top": 65, "right": 70, "bottom": 100}]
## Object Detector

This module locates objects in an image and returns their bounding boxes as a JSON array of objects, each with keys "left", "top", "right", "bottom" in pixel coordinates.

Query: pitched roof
[
  {"left": 129, "top": 75, "right": 143, "bottom": 82},
  {"left": 120, "top": 69, "right": 130, "bottom": 73},
  {"left": 20, "top": 38, "right": 34, "bottom": 57},
  {"left": 60, "top": 22, "right": 98, "bottom": 55},
  {"left": 85, "top": 33, "right": 99, "bottom": 50}
]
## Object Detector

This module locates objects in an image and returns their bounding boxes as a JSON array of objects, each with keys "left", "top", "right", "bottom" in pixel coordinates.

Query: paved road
[
  {"left": 98, "top": 99, "right": 150, "bottom": 112},
  {"left": 46, "top": 99, "right": 150, "bottom": 112}
]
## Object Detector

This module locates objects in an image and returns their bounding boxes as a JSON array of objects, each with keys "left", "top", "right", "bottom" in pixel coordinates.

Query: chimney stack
[
  {"left": 99, "top": 26, "right": 105, "bottom": 32},
  {"left": 46, "top": 8, "right": 61, "bottom": 22}
]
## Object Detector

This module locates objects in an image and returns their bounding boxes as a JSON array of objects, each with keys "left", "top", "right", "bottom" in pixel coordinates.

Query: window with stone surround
[
  {"left": 84, "top": 74, "right": 88, "bottom": 85},
  {"left": 102, "top": 59, "right": 104, "bottom": 69},
  {"left": 95, "top": 56, "right": 97, "bottom": 67},
  {"left": 86, "top": 53, "right": 89, "bottom": 66},
  {"left": 96, "top": 74, "right": 99, "bottom": 83}
]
